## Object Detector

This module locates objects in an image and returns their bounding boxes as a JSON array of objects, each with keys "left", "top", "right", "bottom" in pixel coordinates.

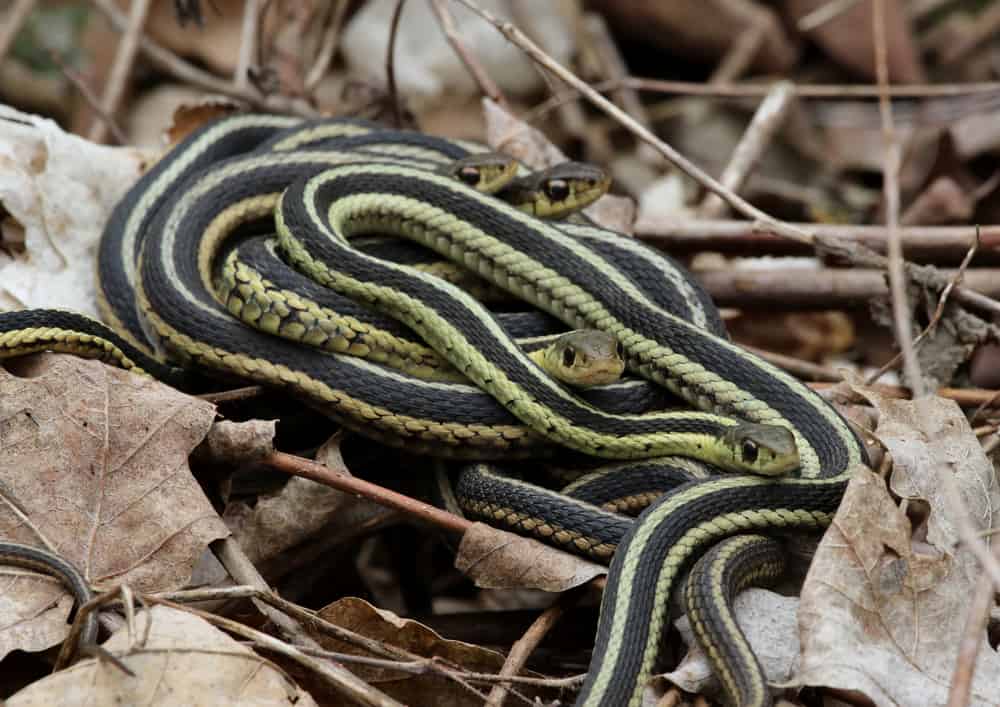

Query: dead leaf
[
  {"left": 797, "top": 393, "right": 1000, "bottom": 706},
  {"left": 196, "top": 419, "right": 276, "bottom": 467},
  {"left": 658, "top": 589, "right": 800, "bottom": 704},
  {"left": 785, "top": 0, "right": 924, "bottom": 82},
  {"left": 0, "top": 354, "right": 229, "bottom": 658},
  {"left": 224, "top": 431, "right": 393, "bottom": 577},
  {"left": 587, "top": 0, "right": 797, "bottom": 73},
  {"left": 342, "top": 0, "right": 574, "bottom": 112},
  {"left": 455, "top": 522, "right": 605, "bottom": 592},
  {"left": 314, "top": 596, "right": 543, "bottom": 706},
  {"left": 7, "top": 605, "right": 315, "bottom": 707},
  {"left": 0, "top": 105, "right": 150, "bottom": 313}
]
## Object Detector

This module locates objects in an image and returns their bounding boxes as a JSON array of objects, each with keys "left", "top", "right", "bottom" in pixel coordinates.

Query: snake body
[{"left": 0, "top": 114, "right": 869, "bottom": 706}]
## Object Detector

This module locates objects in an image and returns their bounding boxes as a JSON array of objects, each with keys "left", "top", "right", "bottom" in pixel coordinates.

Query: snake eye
[
  {"left": 615, "top": 341, "right": 625, "bottom": 359},
  {"left": 457, "top": 166, "right": 481, "bottom": 186},
  {"left": 561, "top": 345, "right": 576, "bottom": 368},
  {"left": 544, "top": 178, "right": 570, "bottom": 202},
  {"left": 741, "top": 439, "right": 759, "bottom": 464}
]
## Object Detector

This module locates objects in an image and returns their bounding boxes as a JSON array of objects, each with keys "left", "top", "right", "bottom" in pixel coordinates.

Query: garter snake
[
  {"left": 0, "top": 115, "right": 870, "bottom": 706},
  {"left": 0, "top": 542, "right": 96, "bottom": 656}
]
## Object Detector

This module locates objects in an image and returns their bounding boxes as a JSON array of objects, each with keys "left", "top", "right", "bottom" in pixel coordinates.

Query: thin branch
[
  {"left": 151, "top": 598, "right": 406, "bottom": 707},
  {"left": 48, "top": 49, "right": 127, "bottom": 144},
  {"left": 874, "top": 0, "right": 924, "bottom": 397},
  {"left": 0, "top": 0, "right": 37, "bottom": 65},
  {"left": 385, "top": 0, "right": 407, "bottom": 127},
  {"left": 88, "top": 0, "right": 150, "bottom": 143},
  {"left": 485, "top": 586, "right": 587, "bottom": 706},
  {"left": 708, "top": 17, "right": 766, "bottom": 84},
  {"left": 449, "top": 0, "right": 815, "bottom": 246},
  {"left": 234, "top": 0, "right": 263, "bottom": 93},
  {"left": 430, "top": 0, "right": 508, "bottom": 107},
  {"left": 695, "top": 266, "right": 1000, "bottom": 309},
  {"left": 866, "top": 232, "right": 979, "bottom": 385},
  {"left": 797, "top": 0, "right": 864, "bottom": 31},
  {"left": 263, "top": 451, "right": 471, "bottom": 534},
  {"left": 618, "top": 77, "right": 1000, "bottom": 99},
  {"left": 699, "top": 80, "right": 795, "bottom": 218},
  {"left": 89, "top": 0, "right": 317, "bottom": 117},
  {"left": 305, "top": 0, "right": 350, "bottom": 91}
]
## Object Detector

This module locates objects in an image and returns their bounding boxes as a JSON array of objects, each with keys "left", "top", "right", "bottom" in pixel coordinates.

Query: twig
[
  {"left": 0, "top": 0, "right": 36, "bottom": 65},
  {"left": 210, "top": 536, "right": 323, "bottom": 652},
  {"left": 797, "top": 0, "right": 864, "bottom": 31},
  {"left": 234, "top": 0, "right": 263, "bottom": 93},
  {"left": 385, "top": 0, "right": 407, "bottom": 127},
  {"left": 580, "top": 14, "right": 648, "bottom": 129},
  {"left": 617, "top": 77, "right": 1000, "bottom": 99},
  {"left": 150, "top": 597, "right": 406, "bottom": 707},
  {"left": 635, "top": 219, "right": 1000, "bottom": 259},
  {"left": 197, "top": 385, "right": 265, "bottom": 403},
  {"left": 485, "top": 585, "right": 588, "bottom": 706},
  {"left": 263, "top": 451, "right": 471, "bottom": 534},
  {"left": 449, "top": 0, "right": 814, "bottom": 246},
  {"left": 89, "top": 0, "right": 149, "bottom": 143},
  {"left": 873, "top": 0, "right": 923, "bottom": 397},
  {"left": 699, "top": 81, "right": 794, "bottom": 218},
  {"left": 695, "top": 267, "right": 1000, "bottom": 309},
  {"left": 708, "top": 17, "right": 765, "bottom": 84},
  {"left": 743, "top": 345, "right": 843, "bottom": 383},
  {"left": 807, "top": 382, "right": 1000, "bottom": 409},
  {"left": 429, "top": 0, "right": 508, "bottom": 107},
  {"left": 947, "top": 538, "right": 1000, "bottom": 707},
  {"left": 866, "top": 232, "right": 979, "bottom": 385},
  {"left": 305, "top": 0, "right": 350, "bottom": 91},
  {"left": 89, "top": 0, "right": 317, "bottom": 117},
  {"left": 47, "top": 49, "right": 128, "bottom": 144},
  {"left": 939, "top": 1, "right": 1000, "bottom": 67}
]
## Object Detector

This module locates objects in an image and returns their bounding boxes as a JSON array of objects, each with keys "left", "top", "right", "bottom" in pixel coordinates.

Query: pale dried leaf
[
  {"left": 0, "top": 105, "right": 150, "bottom": 313},
  {"left": 798, "top": 393, "right": 1000, "bottom": 706},
  {"left": 658, "top": 590, "right": 799, "bottom": 703},
  {"left": 197, "top": 419, "right": 276, "bottom": 466},
  {"left": 342, "top": 0, "right": 573, "bottom": 111},
  {"left": 455, "top": 522, "right": 605, "bottom": 591},
  {"left": 0, "top": 355, "right": 229, "bottom": 658},
  {"left": 225, "top": 475, "right": 351, "bottom": 566},
  {"left": 8, "top": 605, "right": 315, "bottom": 707},
  {"left": 224, "top": 432, "right": 388, "bottom": 571},
  {"left": 314, "top": 596, "right": 533, "bottom": 706}
]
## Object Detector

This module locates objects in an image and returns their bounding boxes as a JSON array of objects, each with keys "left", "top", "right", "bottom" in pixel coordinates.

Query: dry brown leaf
[
  {"left": 7, "top": 605, "right": 315, "bottom": 707},
  {"left": 588, "top": 0, "right": 797, "bottom": 73},
  {"left": 0, "top": 354, "right": 229, "bottom": 657},
  {"left": 785, "top": 0, "right": 924, "bottom": 82},
  {"left": 314, "top": 596, "right": 538, "bottom": 706},
  {"left": 482, "top": 99, "right": 635, "bottom": 233},
  {"left": 224, "top": 431, "right": 393, "bottom": 580},
  {"left": 455, "top": 522, "right": 605, "bottom": 592},
  {"left": 658, "top": 590, "right": 800, "bottom": 704},
  {"left": 797, "top": 393, "right": 1000, "bottom": 706},
  {"left": 196, "top": 419, "right": 276, "bottom": 466}
]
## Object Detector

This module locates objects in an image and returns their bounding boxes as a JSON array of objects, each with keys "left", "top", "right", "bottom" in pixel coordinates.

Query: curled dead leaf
[
  {"left": 455, "top": 522, "right": 605, "bottom": 592},
  {"left": 797, "top": 391, "right": 1000, "bottom": 705},
  {"left": 8, "top": 605, "right": 315, "bottom": 707},
  {"left": 0, "top": 354, "right": 229, "bottom": 658}
]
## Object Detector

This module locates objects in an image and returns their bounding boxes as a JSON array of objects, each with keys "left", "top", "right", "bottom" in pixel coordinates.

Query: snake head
[
  {"left": 537, "top": 330, "right": 626, "bottom": 388},
  {"left": 719, "top": 423, "right": 800, "bottom": 476}
]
